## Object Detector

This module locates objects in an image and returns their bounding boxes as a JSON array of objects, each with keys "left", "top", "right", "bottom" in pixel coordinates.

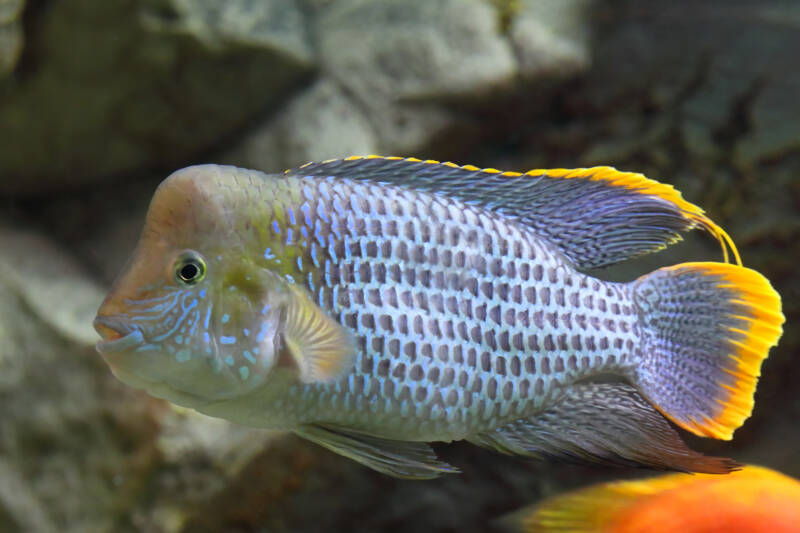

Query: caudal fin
[{"left": 633, "top": 262, "right": 783, "bottom": 440}]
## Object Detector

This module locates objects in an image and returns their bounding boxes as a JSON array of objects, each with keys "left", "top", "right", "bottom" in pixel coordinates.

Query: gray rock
[
  {"left": 157, "top": 408, "right": 272, "bottom": 477},
  {"left": 28, "top": 173, "right": 162, "bottom": 285},
  {"left": 509, "top": 0, "right": 592, "bottom": 79},
  {"left": 225, "top": 78, "right": 378, "bottom": 171},
  {"left": 0, "top": 234, "right": 156, "bottom": 531},
  {"left": 162, "top": 0, "right": 311, "bottom": 55},
  {"left": 0, "top": 0, "right": 314, "bottom": 195},
  {"left": 0, "top": 227, "right": 104, "bottom": 345},
  {"left": 0, "top": 0, "right": 24, "bottom": 78},
  {"left": 316, "top": 0, "right": 517, "bottom": 152},
  {"left": 732, "top": 4, "right": 800, "bottom": 166},
  {"left": 574, "top": 0, "right": 800, "bottom": 171}
]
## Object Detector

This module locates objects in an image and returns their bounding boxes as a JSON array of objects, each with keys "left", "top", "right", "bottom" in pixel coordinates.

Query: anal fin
[
  {"left": 295, "top": 424, "right": 459, "bottom": 480},
  {"left": 469, "top": 383, "right": 737, "bottom": 474}
]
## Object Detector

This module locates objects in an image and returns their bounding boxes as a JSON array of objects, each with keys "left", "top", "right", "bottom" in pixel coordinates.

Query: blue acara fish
[{"left": 94, "top": 156, "right": 784, "bottom": 478}]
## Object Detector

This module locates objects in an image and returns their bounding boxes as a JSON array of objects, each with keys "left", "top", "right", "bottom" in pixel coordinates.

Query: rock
[
  {"left": 157, "top": 408, "right": 272, "bottom": 478},
  {"left": 509, "top": 0, "right": 592, "bottom": 79},
  {"left": 0, "top": 0, "right": 314, "bottom": 195},
  {"left": 229, "top": 0, "right": 594, "bottom": 169},
  {"left": 0, "top": 226, "right": 105, "bottom": 345},
  {"left": 2, "top": 0, "right": 799, "bottom": 530},
  {"left": 316, "top": 0, "right": 517, "bottom": 152},
  {"left": 225, "top": 78, "right": 378, "bottom": 171},
  {"left": 24, "top": 172, "right": 163, "bottom": 285},
  {"left": 165, "top": 0, "right": 311, "bottom": 53},
  {"left": 574, "top": 0, "right": 800, "bottom": 171},
  {"left": 0, "top": 0, "right": 24, "bottom": 78},
  {"left": 0, "top": 226, "right": 162, "bottom": 531}
]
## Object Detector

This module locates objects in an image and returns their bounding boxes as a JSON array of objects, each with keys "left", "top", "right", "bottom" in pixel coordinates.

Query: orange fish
[{"left": 505, "top": 465, "right": 800, "bottom": 532}]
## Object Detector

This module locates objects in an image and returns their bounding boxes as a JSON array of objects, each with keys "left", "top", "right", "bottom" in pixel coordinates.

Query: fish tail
[{"left": 632, "top": 262, "right": 783, "bottom": 440}]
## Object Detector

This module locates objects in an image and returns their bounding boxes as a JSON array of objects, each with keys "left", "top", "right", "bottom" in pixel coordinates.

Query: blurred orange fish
[{"left": 505, "top": 465, "right": 800, "bottom": 533}]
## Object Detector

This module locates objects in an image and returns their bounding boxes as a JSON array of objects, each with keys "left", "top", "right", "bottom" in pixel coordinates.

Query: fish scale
[
  {"left": 260, "top": 175, "right": 639, "bottom": 440},
  {"left": 95, "top": 159, "right": 783, "bottom": 477}
]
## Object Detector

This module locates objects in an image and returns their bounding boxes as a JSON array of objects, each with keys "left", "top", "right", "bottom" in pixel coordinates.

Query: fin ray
[
  {"left": 468, "top": 383, "right": 737, "bottom": 473},
  {"left": 280, "top": 283, "right": 357, "bottom": 383},
  {"left": 295, "top": 424, "right": 459, "bottom": 480},
  {"left": 633, "top": 262, "right": 784, "bottom": 439},
  {"left": 288, "top": 156, "right": 739, "bottom": 269}
]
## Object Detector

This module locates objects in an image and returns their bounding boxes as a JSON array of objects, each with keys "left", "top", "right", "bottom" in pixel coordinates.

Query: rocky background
[{"left": 1, "top": 0, "right": 798, "bottom": 531}]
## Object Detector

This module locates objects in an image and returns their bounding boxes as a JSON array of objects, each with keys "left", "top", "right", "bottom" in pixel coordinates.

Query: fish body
[
  {"left": 94, "top": 156, "right": 783, "bottom": 478},
  {"left": 505, "top": 464, "right": 800, "bottom": 533}
]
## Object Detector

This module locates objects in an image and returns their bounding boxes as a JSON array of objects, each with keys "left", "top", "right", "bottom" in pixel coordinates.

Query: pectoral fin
[
  {"left": 296, "top": 424, "right": 459, "bottom": 479},
  {"left": 278, "top": 283, "right": 357, "bottom": 383}
]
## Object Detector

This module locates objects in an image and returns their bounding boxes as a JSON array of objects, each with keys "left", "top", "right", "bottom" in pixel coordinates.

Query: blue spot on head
[
  {"left": 203, "top": 332, "right": 210, "bottom": 343},
  {"left": 199, "top": 289, "right": 207, "bottom": 299},
  {"left": 272, "top": 220, "right": 281, "bottom": 234},
  {"left": 176, "top": 349, "right": 191, "bottom": 363},
  {"left": 239, "top": 366, "right": 250, "bottom": 380},
  {"left": 175, "top": 335, "right": 183, "bottom": 344},
  {"left": 220, "top": 336, "right": 236, "bottom": 345},
  {"left": 264, "top": 248, "right": 276, "bottom": 260},
  {"left": 285, "top": 274, "right": 295, "bottom": 284},
  {"left": 224, "top": 355, "right": 235, "bottom": 366},
  {"left": 261, "top": 304, "right": 271, "bottom": 315},
  {"left": 221, "top": 314, "right": 230, "bottom": 324},
  {"left": 287, "top": 207, "right": 296, "bottom": 225},
  {"left": 256, "top": 323, "right": 269, "bottom": 342},
  {"left": 243, "top": 350, "right": 256, "bottom": 364}
]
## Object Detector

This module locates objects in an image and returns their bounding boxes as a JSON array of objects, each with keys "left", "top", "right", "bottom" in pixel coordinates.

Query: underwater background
[{"left": 0, "top": 1, "right": 798, "bottom": 531}]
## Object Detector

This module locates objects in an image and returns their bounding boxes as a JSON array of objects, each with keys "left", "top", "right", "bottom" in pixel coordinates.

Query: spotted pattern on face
[
  {"left": 117, "top": 259, "right": 284, "bottom": 401},
  {"left": 252, "top": 176, "right": 640, "bottom": 439},
  {"left": 127, "top": 288, "right": 203, "bottom": 357}
]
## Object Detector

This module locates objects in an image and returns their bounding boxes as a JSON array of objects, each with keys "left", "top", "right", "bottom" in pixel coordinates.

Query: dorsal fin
[{"left": 287, "top": 155, "right": 740, "bottom": 269}]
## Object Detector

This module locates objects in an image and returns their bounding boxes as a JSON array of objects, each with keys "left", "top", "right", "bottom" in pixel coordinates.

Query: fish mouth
[{"left": 93, "top": 316, "right": 144, "bottom": 353}]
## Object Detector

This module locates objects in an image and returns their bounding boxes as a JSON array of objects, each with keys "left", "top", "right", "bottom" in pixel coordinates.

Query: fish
[
  {"left": 93, "top": 155, "right": 784, "bottom": 479},
  {"left": 502, "top": 464, "right": 800, "bottom": 532}
]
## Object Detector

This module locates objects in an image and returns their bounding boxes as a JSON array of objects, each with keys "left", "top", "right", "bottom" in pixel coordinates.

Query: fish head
[{"left": 94, "top": 165, "right": 285, "bottom": 408}]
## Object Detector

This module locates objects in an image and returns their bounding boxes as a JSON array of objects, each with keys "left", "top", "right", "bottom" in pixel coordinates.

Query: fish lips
[{"left": 93, "top": 316, "right": 144, "bottom": 353}]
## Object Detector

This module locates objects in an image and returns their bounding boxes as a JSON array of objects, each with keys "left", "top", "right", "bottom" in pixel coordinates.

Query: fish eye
[{"left": 174, "top": 252, "right": 206, "bottom": 285}]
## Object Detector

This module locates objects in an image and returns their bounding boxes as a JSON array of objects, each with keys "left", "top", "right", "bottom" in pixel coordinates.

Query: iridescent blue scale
[{"left": 252, "top": 175, "right": 638, "bottom": 441}]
